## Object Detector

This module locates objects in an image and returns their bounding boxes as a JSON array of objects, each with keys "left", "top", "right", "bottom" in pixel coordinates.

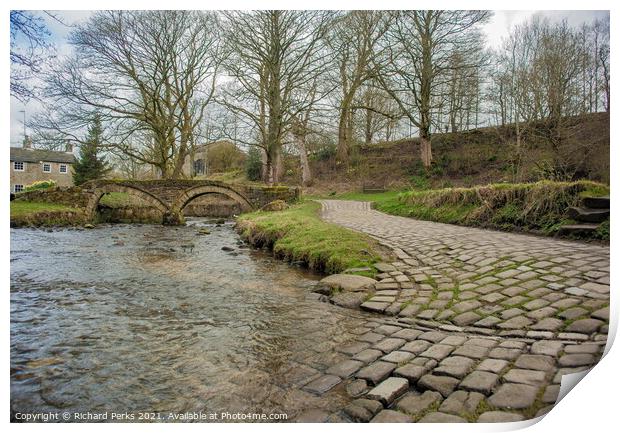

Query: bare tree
[
  {"left": 376, "top": 10, "right": 490, "bottom": 167},
  {"left": 10, "top": 10, "right": 58, "bottom": 101},
  {"left": 219, "top": 10, "right": 333, "bottom": 184},
  {"left": 33, "top": 10, "right": 222, "bottom": 179},
  {"left": 327, "top": 11, "right": 391, "bottom": 162}
]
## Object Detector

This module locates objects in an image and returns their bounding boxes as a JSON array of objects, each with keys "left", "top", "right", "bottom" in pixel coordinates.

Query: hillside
[{"left": 286, "top": 112, "right": 609, "bottom": 194}]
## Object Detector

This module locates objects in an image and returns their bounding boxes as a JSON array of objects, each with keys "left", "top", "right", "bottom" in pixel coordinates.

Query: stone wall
[{"left": 15, "top": 186, "right": 91, "bottom": 208}]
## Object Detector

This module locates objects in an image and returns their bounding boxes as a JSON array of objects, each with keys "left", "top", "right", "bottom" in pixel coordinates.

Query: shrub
[
  {"left": 24, "top": 180, "right": 56, "bottom": 192},
  {"left": 398, "top": 180, "right": 610, "bottom": 234}
]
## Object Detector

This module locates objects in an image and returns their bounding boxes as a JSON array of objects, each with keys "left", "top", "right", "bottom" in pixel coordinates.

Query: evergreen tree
[
  {"left": 72, "top": 115, "right": 110, "bottom": 185},
  {"left": 245, "top": 146, "right": 263, "bottom": 181}
]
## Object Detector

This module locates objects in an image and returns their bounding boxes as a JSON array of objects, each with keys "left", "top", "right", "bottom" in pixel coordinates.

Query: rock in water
[
  {"left": 84, "top": 223, "right": 95, "bottom": 229},
  {"left": 320, "top": 274, "right": 377, "bottom": 292},
  {"left": 221, "top": 246, "right": 234, "bottom": 252}
]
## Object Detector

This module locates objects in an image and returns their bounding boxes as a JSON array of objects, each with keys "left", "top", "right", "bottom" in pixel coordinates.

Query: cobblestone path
[{"left": 292, "top": 200, "right": 610, "bottom": 423}]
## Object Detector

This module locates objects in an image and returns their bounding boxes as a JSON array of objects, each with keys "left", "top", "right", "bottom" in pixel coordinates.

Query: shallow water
[{"left": 10, "top": 219, "right": 370, "bottom": 422}]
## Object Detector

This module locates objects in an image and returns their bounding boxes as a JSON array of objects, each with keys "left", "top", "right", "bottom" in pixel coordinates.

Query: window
[
  {"left": 43, "top": 163, "right": 51, "bottom": 173},
  {"left": 59, "top": 164, "right": 67, "bottom": 173},
  {"left": 193, "top": 159, "right": 205, "bottom": 176},
  {"left": 13, "top": 161, "right": 24, "bottom": 171},
  {"left": 14, "top": 184, "right": 23, "bottom": 193}
]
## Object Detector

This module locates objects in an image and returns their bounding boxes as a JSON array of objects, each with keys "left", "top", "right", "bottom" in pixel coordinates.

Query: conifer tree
[{"left": 72, "top": 114, "right": 110, "bottom": 185}]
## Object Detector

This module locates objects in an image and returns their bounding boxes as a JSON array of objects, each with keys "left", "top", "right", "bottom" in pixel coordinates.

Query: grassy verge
[
  {"left": 10, "top": 201, "right": 87, "bottom": 227},
  {"left": 235, "top": 200, "right": 391, "bottom": 275},
  {"left": 323, "top": 181, "right": 609, "bottom": 239}
]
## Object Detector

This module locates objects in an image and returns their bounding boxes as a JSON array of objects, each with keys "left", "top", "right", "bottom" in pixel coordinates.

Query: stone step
[
  {"left": 583, "top": 196, "right": 610, "bottom": 209},
  {"left": 567, "top": 206, "right": 609, "bottom": 223},
  {"left": 557, "top": 224, "right": 600, "bottom": 237}
]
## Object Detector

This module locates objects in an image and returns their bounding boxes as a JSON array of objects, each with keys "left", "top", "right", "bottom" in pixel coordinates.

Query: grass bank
[
  {"left": 236, "top": 201, "right": 391, "bottom": 275},
  {"left": 10, "top": 201, "right": 87, "bottom": 227},
  {"left": 325, "top": 181, "right": 609, "bottom": 239}
]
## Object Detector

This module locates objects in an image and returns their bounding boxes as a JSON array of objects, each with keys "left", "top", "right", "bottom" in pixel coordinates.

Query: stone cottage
[{"left": 10, "top": 138, "right": 76, "bottom": 193}]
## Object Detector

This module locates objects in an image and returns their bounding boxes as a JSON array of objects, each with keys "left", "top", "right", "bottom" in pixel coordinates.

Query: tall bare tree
[
  {"left": 376, "top": 10, "right": 490, "bottom": 167},
  {"left": 219, "top": 10, "right": 333, "bottom": 184},
  {"left": 327, "top": 11, "right": 391, "bottom": 162},
  {"left": 33, "top": 10, "right": 222, "bottom": 179}
]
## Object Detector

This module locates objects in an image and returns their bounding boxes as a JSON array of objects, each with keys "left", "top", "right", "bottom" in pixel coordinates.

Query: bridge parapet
[{"left": 80, "top": 179, "right": 300, "bottom": 224}]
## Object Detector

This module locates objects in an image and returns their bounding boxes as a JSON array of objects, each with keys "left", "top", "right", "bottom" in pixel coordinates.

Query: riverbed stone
[
  {"left": 366, "top": 377, "right": 409, "bottom": 406},
  {"left": 417, "top": 374, "right": 460, "bottom": 397},
  {"left": 343, "top": 399, "right": 383, "bottom": 422},
  {"left": 337, "top": 342, "right": 370, "bottom": 356},
  {"left": 303, "top": 374, "right": 341, "bottom": 395},
  {"left": 358, "top": 331, "right": 384, "bottom": 343},
  {"left": 331, "top": 292, "right": 367, "bottom": 309},
  {"left": 361, "top": 301, "right": 389, "bottom": 313},
  {"left": 396, "top": 391, "right": 442, "bottom": 416},
  {"left": 393, "top": 364, "right": 428, "bottom": 383},
  {"left": 353, "top": 348, "right": 383, "bottom": 364},
  {"left": 320, "top": 274, "right": 376, "bottom": 292},
  {"left": 326, "top": 359, "right": 365, "bottom": 379},
  {"left": 373, "top": 337, "right": 406, "bottom": 353},
  {"left": 294, "top": 409, "right": 330, "bottom": 422},
  {"left": 488, "top": 383, "right": 539, "bottom": 409},
  {"left": 370, "top": 410, "right": 412, "bottom": 423},
  {"left": 355, "top": 361, "right": 397, "bottom": 385},
  {"left": 381, "top": 350, "right": 415, "bottom": 364},
  {"left": 392, "top": 328, "right": 424, "bottom": 340},
  {"left": 346, "top": 379, "right": 369, "bottom": 397}
]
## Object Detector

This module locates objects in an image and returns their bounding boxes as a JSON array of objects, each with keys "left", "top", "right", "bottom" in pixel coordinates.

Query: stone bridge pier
[{"left": 81, "top": 179, "right": 300, "bottom": 225}]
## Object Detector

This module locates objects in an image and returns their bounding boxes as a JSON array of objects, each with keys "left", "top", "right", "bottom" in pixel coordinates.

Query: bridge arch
[
  {"left": 85, "top": 183, "right": 169, "bottom": 222},
  {"left": 170, "top": 184, "right": 254, "bottom": 217}
]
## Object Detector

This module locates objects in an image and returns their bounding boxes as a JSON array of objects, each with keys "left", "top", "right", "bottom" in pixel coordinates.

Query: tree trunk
[
  {"left": 419, "top": 134, "right": 432, "bottom": 169},
  {"left": 295, "top": 133, "right": 312, "bottom": 186}
]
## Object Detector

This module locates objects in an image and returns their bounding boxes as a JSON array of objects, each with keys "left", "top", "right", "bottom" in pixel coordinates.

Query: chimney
[
  {"left": 65, "top": 140, "right": 73, "bottom": 153},
  {"left": 23, "top": 135, "right": 32, "bottom": 149}
]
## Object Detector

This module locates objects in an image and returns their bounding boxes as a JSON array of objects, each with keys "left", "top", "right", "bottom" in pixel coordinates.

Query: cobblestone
[
  {"left": 396, "top": 391, "right": 443, "bottom": 416},
  {"left": 303, "top": 200, "right": 611, "bottom": 423}
]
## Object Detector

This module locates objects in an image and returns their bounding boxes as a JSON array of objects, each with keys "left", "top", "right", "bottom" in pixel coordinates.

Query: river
[{"left": 10, "top": 219, "right": 371, "bottom": 422}]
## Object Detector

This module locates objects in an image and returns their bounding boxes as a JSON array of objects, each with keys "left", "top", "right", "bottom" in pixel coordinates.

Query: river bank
[{"left": 235, "top": 201, "right": 392, "bottom": 276}]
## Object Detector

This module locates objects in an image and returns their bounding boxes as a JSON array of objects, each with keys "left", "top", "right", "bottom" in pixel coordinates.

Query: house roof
[{"left": 10, "top": 147, "right": 76, "bottom": 164}]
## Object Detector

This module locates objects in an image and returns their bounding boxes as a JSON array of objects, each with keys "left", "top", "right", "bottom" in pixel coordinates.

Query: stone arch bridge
[{"left": 81, "top": 179, "right": 300, "bottom": 225}]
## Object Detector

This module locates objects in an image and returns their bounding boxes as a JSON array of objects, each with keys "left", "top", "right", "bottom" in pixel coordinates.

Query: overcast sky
[{"left": 9, "top": 9, "right": 610, "bottom": 147}]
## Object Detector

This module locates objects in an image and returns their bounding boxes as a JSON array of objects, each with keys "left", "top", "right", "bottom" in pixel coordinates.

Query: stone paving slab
[
  {"left": 290, "top": 200, "right": 610, "bottom": 423},
  {"left": 319, "top": 200, "right": 610, "bottom": 338}
]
